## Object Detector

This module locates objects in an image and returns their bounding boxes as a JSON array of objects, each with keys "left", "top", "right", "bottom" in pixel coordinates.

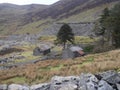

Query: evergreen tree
[
  {"left": 55, "top": 23, "right": 74, "bottom": 49},
  {"left": 106, "top": 3, "right": 120, "bottom": 47},
  {"left": 99, "top": 3, "right": 120, "bottom": 48},
  {"left": 99, "top": 8, "right": 110, "bottom": 35}
]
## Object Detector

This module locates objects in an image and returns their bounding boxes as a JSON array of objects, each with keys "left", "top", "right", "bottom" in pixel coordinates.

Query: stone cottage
[{"left": 62, "top": 45, "right": 85, "bottom": 59}]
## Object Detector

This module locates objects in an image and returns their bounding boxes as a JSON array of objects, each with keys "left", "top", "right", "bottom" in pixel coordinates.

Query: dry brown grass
[{"left": 0, "top": 49, "right": 120, "bottom": 84}]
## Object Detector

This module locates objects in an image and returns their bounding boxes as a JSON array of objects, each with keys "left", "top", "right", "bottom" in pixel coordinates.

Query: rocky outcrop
[
  {"left": 8, "top": 84, "right": 29, "bottom": 90},
  {"left": 0, "top": 70, "right": 120, "bottom": 90}
]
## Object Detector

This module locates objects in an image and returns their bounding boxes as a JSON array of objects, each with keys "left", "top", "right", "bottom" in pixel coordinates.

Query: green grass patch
[
  {"left": 83, "top": 45, "right": 94, "bottom": 53},
  {"left": 86, "top": 56, "right": 94, "bottom": 62},
  {"left": 3, "top": 77, "right": 27, "bottom": 84},
  {"left": 76, "top": 56, "right": 94, "bottom": 68},
  {"left": 14, "top": 51, "right": 41, "bottom": 63},
  {"left": 75, "top": 36, "right": 95, "bottom": 44},
  {"left": 50, "top": 64, "right": 64, "bottom": 71},
  {"left": 38, "top": 64, "right": 64, "bottom": 71},
  {"left": 38, "top": 36, "right": 56, "bottom": 42},
  {"left": 15, "top": 18, "right": 53, "bottom": 34},
  {"left": 40, "top": 66, "right": 51, "bottom": 71},
  {"left": 38, "top": 36, "right": 96, "bottom": 44}
]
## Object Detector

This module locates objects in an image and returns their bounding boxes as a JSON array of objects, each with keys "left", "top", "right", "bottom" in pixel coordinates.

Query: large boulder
[
  {"left": 98, "top": 80, "right": 114, "bottom": 90},
  {"left": 51, "top": 76, "right": 80, "bottom": 85},
  {"left": 86, "top": 82, "right": 97, "bottom": 90},
  {"left": 8, "top": 84, "right": 29, "bottom": 90},
  {"left": 50, "top": 76, "right": 79, "bottom": 90},
  {"left": 30, "top": 83, "right": 50, "bottom": 90},
  {"left": 98, "top": 70, "right": 116, "bottom": 79},
  {"left": 78, "top": 73, "right": 98, "bottom": 90},
  {"left": 0, "top": 84, "right": 7, "bottom": 90},
  {"left": 116, "top": 84, "right": 120, "bottom": 90},
  {"left": 98, "top": 70, "right": 120, "bottom": 84},
  {"left": 58, "top": 83, "right": 77, "bottom": 90}
]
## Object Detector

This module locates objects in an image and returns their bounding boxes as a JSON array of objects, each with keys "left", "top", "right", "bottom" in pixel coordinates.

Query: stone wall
[
  {"left": 40, "top": 22, "right": 95, "bottom": 36},
  {"left": 0, "top": 70, "right": 120, "bottom": 90}
]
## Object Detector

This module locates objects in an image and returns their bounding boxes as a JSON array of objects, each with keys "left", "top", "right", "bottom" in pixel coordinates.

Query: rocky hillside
[
  {"left": 0, "top": 70, "right": 120, "bottom": 90},
  {"left": 0, "top": 0, "right": 119, "bottom": 35}
]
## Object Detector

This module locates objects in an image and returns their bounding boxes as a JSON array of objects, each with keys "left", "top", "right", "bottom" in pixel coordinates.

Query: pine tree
[
  {"left": 55, "top": 23, "right": 74, "bottom": 49},
  {"left": 108, "top": 3, "right": 120, "bottom": 47},
  {"left": 99, "top": 3, "right": 120, "bottom": 48},
  {"left": 99, "top": 8, "right": 110, "bottom": 36}
]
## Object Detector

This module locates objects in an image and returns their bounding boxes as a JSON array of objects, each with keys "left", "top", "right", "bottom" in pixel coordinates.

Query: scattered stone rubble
[
  {"left": 0, "top": 70, "right": 120, "bottom": 90},
  {"left": 0, "top": 53, "right": 25, "bottom": 64}
]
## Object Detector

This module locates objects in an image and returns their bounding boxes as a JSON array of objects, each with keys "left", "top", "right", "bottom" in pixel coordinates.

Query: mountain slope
[
  {"left": 27, "top": 0, "right": 119, "bottom": 20},
  {"left": 0, "top": 0, "right": 119, "bottom": 35}
]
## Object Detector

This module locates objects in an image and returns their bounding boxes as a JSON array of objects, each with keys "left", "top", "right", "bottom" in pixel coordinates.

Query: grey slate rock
[
  {"left": 105, "top": 73, "right": 120, "bottom": 84},
  {"left": 30, "top": 83, "right": 50, "bottom": 90},
  {"left": 86, "top": 82, "right": 97, "bottom": 90},
  {"left": 98, "top": 80, "right": 114, "bottom": 90},
  {"left": 8, "top": 84, "right": 29, "bottom": 90},
  {"left": 0, "top": 84, "right": 7, "bottom": 90},
  {"left": 98, "top": 70, "right": 116, "bottom": 79},
  {"left": 58, "top": 83, "right": 77, "bottom": 90},
  {"left": 116, "top": 84, "right": 120, "bottom": 90},
  {"left": 78, "top": 73, "right": 98, "bottom": 90},
  {"left": 78, "top": 85, "right": 87, "bottom": 90},
  {"left": 98, "top": 70, "right": 120, "bottom": 84},
  {"left": 50, "top": 76, "right": 79, "bottom": 90}
]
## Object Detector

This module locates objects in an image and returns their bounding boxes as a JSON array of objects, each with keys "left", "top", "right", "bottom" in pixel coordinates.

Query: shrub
[{"left": 83, "top": 45, "right": 94, "bottom": 53}]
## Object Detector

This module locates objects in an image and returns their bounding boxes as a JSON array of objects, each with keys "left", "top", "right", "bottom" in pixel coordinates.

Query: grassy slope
[
  {"left": 0, "top": 49, "right": 120, "bottom": 84},
  {"left": 0, "top": 18, "right": 52, "bottom": 35},
  {"left": 38, "top": 36, "right": 96, "bottom": 44},
  {"left": 14, "top": 18, "right": 53, "bottom": 34}
]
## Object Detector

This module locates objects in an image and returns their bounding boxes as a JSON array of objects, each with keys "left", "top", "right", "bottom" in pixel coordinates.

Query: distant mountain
[
  {"left": 0, "top": 3, "right": 48, "bottom": 23},
  {"left": 0, "top": 0, "right": 119, "bottom": 35},
  {"left": 0, "top": 3, "right": 48, "bottom": 35},
  {"left": 0, "top": 3, "right": 48, "bottom": 14}
]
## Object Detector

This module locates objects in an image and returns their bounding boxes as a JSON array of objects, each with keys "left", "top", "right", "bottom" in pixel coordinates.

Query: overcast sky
[{"left": 0, "top": 0, "right": 60, "bottom": 5}]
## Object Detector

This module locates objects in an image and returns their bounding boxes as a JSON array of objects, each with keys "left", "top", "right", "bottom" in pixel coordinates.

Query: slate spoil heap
[{"left": 0, "top": 70, "right": 120, "bottom": 90}]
